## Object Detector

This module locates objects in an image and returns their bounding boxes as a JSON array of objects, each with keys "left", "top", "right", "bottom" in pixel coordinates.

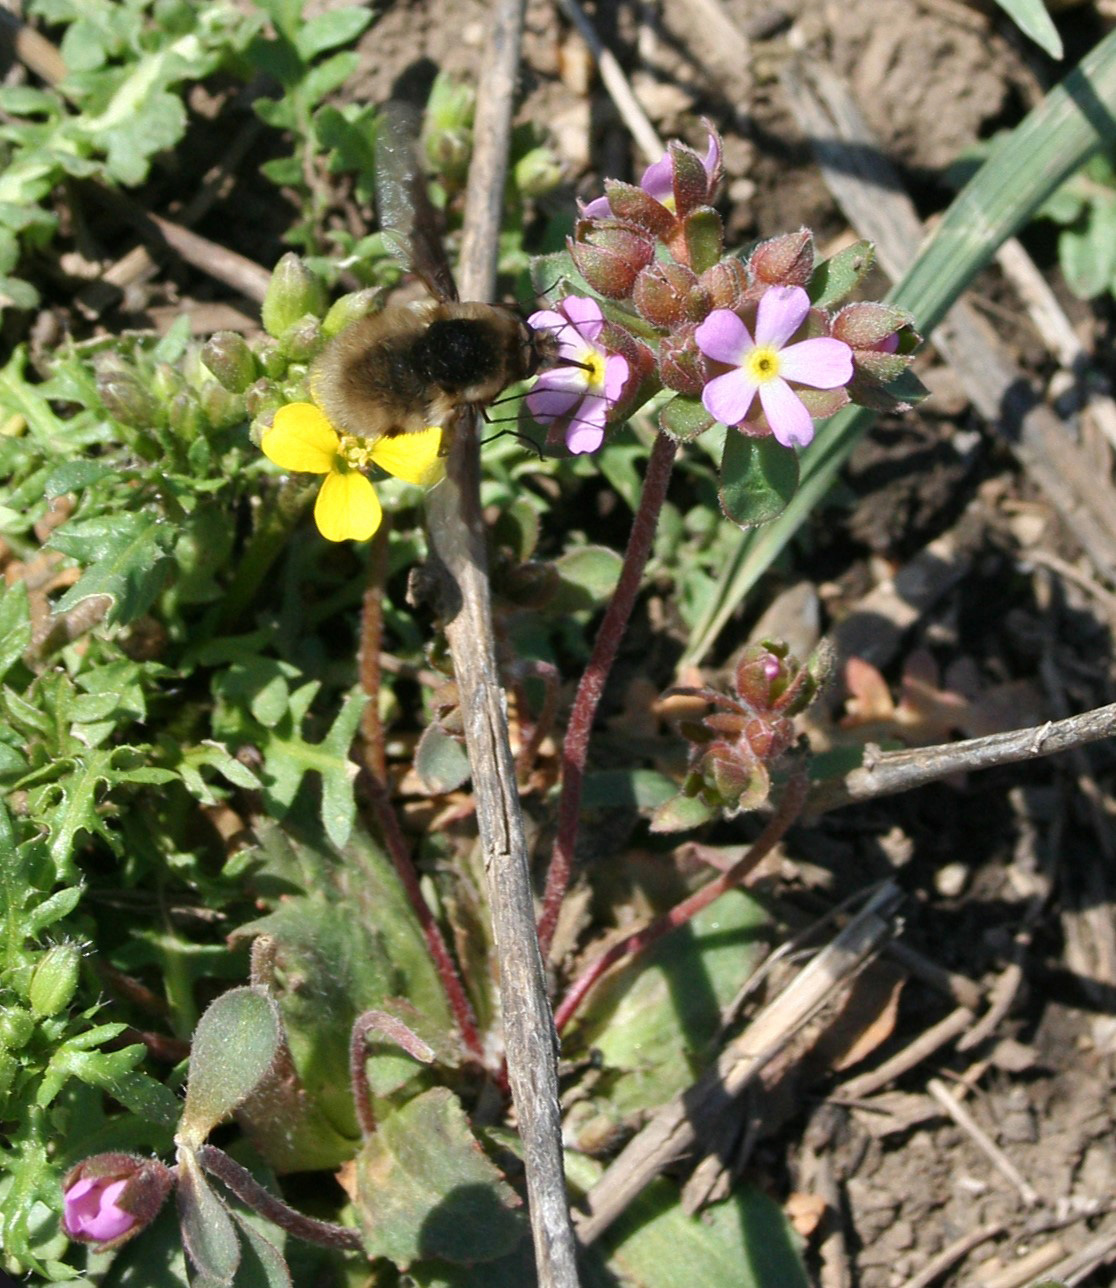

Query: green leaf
[
  {"left": 355, "top": 1087, "right": 525, "bottom": 1268},
  {"left": 43, "top": 458, "right": 117, "bottom": 498},
  {"left": 294, "top": 7, "right": 372, "bottom": 60},
  {"left": 0, "top": 581, "right": 30, "bottom": 681},
  {"left": 179, "top": 988, "right": 281, "bottom": 1146},
  {"left": 232, "top": 823, "right": 454, "bottom": 1170},
  {"left": 230, "top": 1212, "right": 293, "bottom": 1288},
  {"left": 550, "top": 546, "right": 623, "bottom": 613},
  {"left": 177, "top": 1146, "right": 242, "bottom": 1285},
  {"left": 991, "top": 0, "right": 1063, "bottom": 58},
  {"left": 581, "top": 769, "right": 677, "bottom": 810},
  {"left": 1058, "top": 195, "right": 1116, "bottom": 297},
  {"left": 808, "top": 239, "right": 876, "bottom": 308},
  {"left": 596, "top": 1178, "right": 809, "bottom": 1288},
  {"left": 718, "top": 432, "right": 799, "bottom": 528},
  {"left": 415, "top": 725, "right": 471, "bottom": 795},
  {"left": 659, "top": 394, "right": 715, "bottom": 443},
  {"left": 573, "top": 888, "right": 767, "bottom": 1115},
  {"left": 649, "top": 791, "right": 717, "bottom": 833},
  {"left": 48, "top": 512, "right": 174, "bottom": 626}
]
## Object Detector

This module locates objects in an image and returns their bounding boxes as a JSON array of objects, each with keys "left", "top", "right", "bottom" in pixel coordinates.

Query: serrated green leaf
[
  {"left": 48, "top": 512, "right": 174, "bottom": 625},
  {"left": 355, "top": 1087, "right": 525, "bottom": 1268},
  {"left": 0, "top": 581, "right": 30, "bottom": 681},
  {"left": 718, "top": 432, "right": 799, "bottom": 528},
  {"left": 180, "top": 988, "right": 281, "bottom": 1145}
]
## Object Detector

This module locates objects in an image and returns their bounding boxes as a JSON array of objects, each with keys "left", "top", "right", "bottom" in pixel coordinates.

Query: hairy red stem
[
  {"left": 537, "top": 432, "right": 678, "bottom": 958},
  {"left": 552, "top": 771, "right": 807, "bottom": 1033},
  {"left": 356, "top": 535, "right": 484, "bottom": 1065}
]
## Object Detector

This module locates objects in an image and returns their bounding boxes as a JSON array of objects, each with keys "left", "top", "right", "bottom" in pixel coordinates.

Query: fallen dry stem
[{"left": 807, "top": 701, "right": 1116, "bottom": 815}]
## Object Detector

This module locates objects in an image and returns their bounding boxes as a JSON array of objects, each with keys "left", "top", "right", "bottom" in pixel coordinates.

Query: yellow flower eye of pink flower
[{"left": 260, "top": 403, "right": 444, "bottom": 542}]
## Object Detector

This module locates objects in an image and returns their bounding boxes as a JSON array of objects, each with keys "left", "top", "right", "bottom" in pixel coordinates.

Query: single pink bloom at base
[{"left": 63, "top": 1176, "right": 137, "bottom": 1243}]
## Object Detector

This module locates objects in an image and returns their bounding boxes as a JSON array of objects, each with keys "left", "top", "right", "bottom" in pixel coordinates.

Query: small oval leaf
[
  {"left": 659, "top": 394, "right": 714, "bottom": 443},
  {"left": 808, "top": 240, "right": 876, "bottom": 308},
  {"left": 718, "top": 432, "right": 799, "bottom": 529},
  {"left": 179, "top": 989, "right": 281, "bottom": 1145},
  {"left": 415, "top": 724, "right": 472, "bottom": 795},
  {"left": 176, "top": 1147, "right": 241, "bottom": 1284}
]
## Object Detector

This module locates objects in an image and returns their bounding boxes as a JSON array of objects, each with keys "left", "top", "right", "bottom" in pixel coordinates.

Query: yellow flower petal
[
  {"left": 313, "top": 469, "right": 383, "bottom": 542},
  {"left": 262, "top": 403, "right": 339, "bottom": 474},
  {"left": 369, "top": 427, "right": 446, "bottom": 486}
]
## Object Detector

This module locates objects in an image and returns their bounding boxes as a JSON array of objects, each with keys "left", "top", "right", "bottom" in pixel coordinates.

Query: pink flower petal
[
  {"left": 639, "top": 154, "right": 674, "bottom": 203},
  {"left": 581, "top": 194, "right": 612, "bottom": 218},
  {"left": 695, "top": 310, "right": 752, "bottom": 365},
  {"left": 702, "top": 367, "right": 759, "bottom": 426},
  {"left": 758, "top": 378, "right": 814, "bottom": 448},
  {"left": 528, "top": 385, "right": 583, "bottom": 421},
  {"left": 527, "top": 308, "right": 567, "bottom": 334},
  {"left": 535, "top": 364, "right": 595, "bottom": 395},
  {"left": 603, "top": 352, "right": 629, "bottom": 401},
  {"left": 567, "top": 420, "right": 605, "bottom": 454},
  {"left": 702, "top": 130, "right": 721, "bottom": 182},
  {"left": 778, "top": 336, "right": 853, "bottom": 388},
  {"left": 754, "top": 285, "right": 810, "bottom": 349},
  {"left": 557, "top": 295, "right": 604, "bottom": 340},
  {"left": 64, "top": 1178, "right": 136, "bottom": 1242}
]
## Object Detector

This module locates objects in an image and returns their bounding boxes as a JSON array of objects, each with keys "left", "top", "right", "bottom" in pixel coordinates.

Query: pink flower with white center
[
  {"left": 695, "top": 285, "right": 853, "bottom": 449},
  {"left": 583, "top": 131, "right": 722, "bottom": 219},
  {"left": 63, "top": 1176, "right": 138, "bottom": 1244},
  {"left": 527, "top": 296, "right": 629, "bottom": 455}
]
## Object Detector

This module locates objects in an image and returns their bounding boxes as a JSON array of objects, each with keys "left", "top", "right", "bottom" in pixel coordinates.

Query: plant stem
[
  {"left": 356, "top": 528, "right": 484, "bottom": 1065},
  {"left": 196, "top": 1145, "right": 363, "bottom": 1252},
  {"left": 537, "top": 431, "right": 678, "bottom": 959},
  {"left": 553, "top": 770, "right": 806, "bottom": 1033}
]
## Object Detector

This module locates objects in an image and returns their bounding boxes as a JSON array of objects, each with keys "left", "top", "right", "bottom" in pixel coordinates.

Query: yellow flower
[{"left": 260, "top": 403, "right": 445, "bottom": 542}]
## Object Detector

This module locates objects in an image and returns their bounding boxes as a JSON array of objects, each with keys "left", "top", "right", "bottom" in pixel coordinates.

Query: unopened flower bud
[
  {"left": 245, "top": 380, "right": 283, "bottom": 421},
  {"left": 632, "top": 261, "right": 698, "bottom": 328},
  {"left": 262, "top": 254, "right": 327, "bottom": 339},
  {"left": 699, "top": 258, "right": 748, "bottom": 310},
  {"left": 280, "top": 315, "right": 323, "bottom": 363},
  {"left": 667, "top": 140, "right": 714, "bottom": 218},
  {"left": 0, "top": 1004, "right": 34, "bottom": 1049},
  {"left": 152, "top": 362, "right": 184, "bottom": 404},
  {"left": 199, "top": 380, "right": 244, "bottom": 431},
  {"left": 97, "top": 372, "right": 161, "bottom": 429},
  {"left": 600, "top": 181, "right": 676, "bottom": 238},
  {"left": 29, "top": 943, "right": 81, "bottom": 1017},
  {"left": 62, "top": 1153, "right": 175, "bottom": 1249},
  {"left": 201, "top": 331, "right": 257, "bottom": 393},
  {"left": 748, "top": 229, "right": 815, "bottom": 288},
  {"left": 515, "top": 145, "right": 562, "bottom": 199},
  {"left": 832, "top": 302, "right": 916, "bottom": 352},
  {"left": 168, "top": 390, "right": 204, "bottom": 443},
  {"left": 323, "top": 288, "right": 381, "bottom": 338},
  {"left": 569, "top": 221, "right": 655, "bottom": 299},
  {"left": 658, "top": 325, "right": 707, "bottom": 396},
  {"left": 256, "top": 337, "right": 287, "bottom": 380},
  {"left": 423, "top": 73, "right": 475, "bottom": 182}
]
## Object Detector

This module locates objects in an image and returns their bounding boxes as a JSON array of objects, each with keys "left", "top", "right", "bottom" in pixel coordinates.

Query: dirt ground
[{"left": 25, "top": 0, "right": 1116, "bottom": 1282}]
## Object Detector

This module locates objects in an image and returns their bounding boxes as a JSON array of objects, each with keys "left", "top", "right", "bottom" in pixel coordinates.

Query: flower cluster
[
  {"left": 653, "top": 640, "right": 828, "bottom": 831},
  {"left": 527, "top": 126, "right": 921, "bottom": 469}
]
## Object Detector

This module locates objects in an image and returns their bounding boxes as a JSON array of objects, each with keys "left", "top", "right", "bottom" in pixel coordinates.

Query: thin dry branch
[
  {"left": 421, "top": 2, "right": 578, "bottom": 1284},
  {"left": 807, "top": 701, "right": 1116, "bottom": 815}
]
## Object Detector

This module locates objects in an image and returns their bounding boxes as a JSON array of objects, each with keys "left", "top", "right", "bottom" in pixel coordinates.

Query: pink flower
[
  {"left": 63, "top": 1176, "right": 138, "bottom": 1244},
  {"left": 527, "top": 296, "right": 629, "bottom": 455},
  {"left": 583, "top": 131, "right": 721, "bottom": 219},
  {"left": 695, "top": 286, "right": 853, "bottom": 448}
]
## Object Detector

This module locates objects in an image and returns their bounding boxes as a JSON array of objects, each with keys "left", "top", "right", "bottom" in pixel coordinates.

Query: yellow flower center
[
  {"left": 746, "top": 346, "right": 781, "bottom": 384},
  {"left": 337, "top": 433, "right": 377, "bottom": 471},
  {"left": 583, "top": 351, "right": 607, "bottom": 390}
]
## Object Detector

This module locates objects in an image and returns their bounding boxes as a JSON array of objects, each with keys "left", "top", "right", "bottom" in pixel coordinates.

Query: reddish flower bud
[
  {"left": 601, "top": 181, "right": 677, "bottom": 238},
  {"left": 832, "top": 302, "right": 917, "bottom": 352},
  {"left": 632, "top": 261, "right": 699, "bottom": 328},
  {"left": 699, "top": 258, "right": 749, "bottom": 311},
  {"left": 668, "top": 140, "right": 714, "bottom": 218},
  {"left": 748, "top": 229, "right": 815, "bottom": 288},
  {"left": 658, "top": 325, "right": 707, "bottom": 396},
  {"left": 568, "top": 220, "right": 655, "bottom": 299},
  {"left": 62, "top": 1153, "right": 174, "bottom": 1249}
]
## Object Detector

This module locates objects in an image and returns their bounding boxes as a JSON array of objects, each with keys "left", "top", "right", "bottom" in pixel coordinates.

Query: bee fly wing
[{"left": 375, "top": 100, "right": 459, "bottom": 304}]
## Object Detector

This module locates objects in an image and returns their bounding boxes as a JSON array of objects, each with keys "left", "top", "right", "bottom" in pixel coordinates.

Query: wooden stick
[{"left": 422, "top": 2, "right": 578, "bottom": 1283}]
